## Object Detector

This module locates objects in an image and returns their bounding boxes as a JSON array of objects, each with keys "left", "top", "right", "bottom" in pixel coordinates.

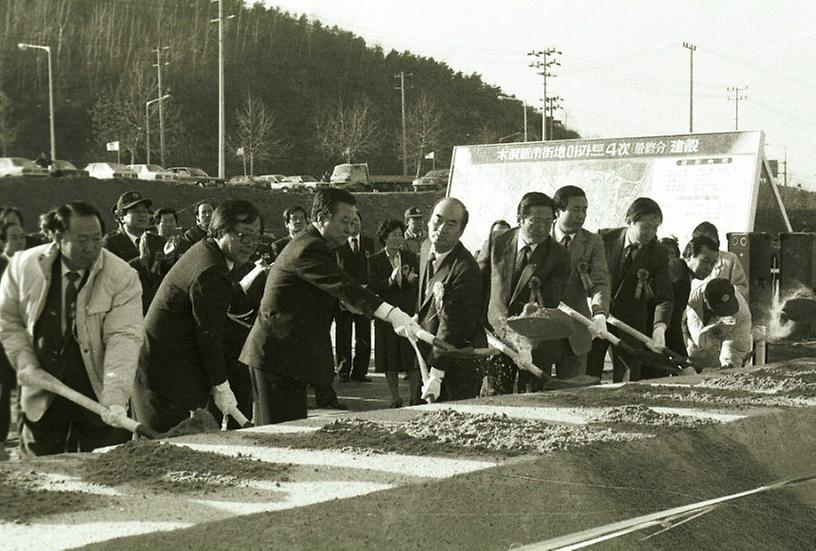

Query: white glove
[
  {"left": 651, "top": 324, "right": 666, "bottom": 350},
  {"left": 387, "top": 307, "right": 422, "bottom": 341},
  {"left": 590, "top": 313, "right": 608, "bottom": 340},
  {"left": 101, "top": 404, "right": 129, "bottom": 428},
  {"left": 211, "top": 381, "right": 238, "bottom": 416},
  {"left": 421, "top": 367, "right": 445, "bottom": 402}
]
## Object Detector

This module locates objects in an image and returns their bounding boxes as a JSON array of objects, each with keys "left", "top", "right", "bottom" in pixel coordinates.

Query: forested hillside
[{"left": 0, "top": 0, "right": 579, "bottom": 176}]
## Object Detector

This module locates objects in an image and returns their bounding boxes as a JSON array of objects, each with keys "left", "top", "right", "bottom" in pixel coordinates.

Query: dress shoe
[
  {"left": 350, "top": 376, "right": 372, "bottom": 383},
  {"left": 317, "top": 400, "right": 349, "bottom": 410}
]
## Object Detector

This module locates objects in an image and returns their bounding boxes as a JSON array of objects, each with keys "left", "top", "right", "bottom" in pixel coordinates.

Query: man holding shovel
[
  {"left": 478, "top": 192, "right": 571, "bottom": 394},
  {"left": 0, "top": 202, "right": 143, "bottom": 456}
]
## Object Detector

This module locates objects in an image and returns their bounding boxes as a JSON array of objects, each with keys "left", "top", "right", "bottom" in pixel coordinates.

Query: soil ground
[{"left": 2, "top": 361, "right": 816, "bottom": 550}]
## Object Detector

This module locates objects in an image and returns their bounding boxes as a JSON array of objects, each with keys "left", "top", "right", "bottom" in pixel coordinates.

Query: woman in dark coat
[{"left": 367, "top": 220, "right": 419, "bottom": 407}]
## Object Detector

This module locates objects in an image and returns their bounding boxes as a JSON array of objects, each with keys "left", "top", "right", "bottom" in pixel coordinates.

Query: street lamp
[
  {"left": 498, "top": 95, "right": 528, "bottom": 142},
  {"left": 18, "top": 42, "right": 55, "bottom": 162},
  {"left": 145, "top": 94, "right": 171, "bottom": 164}
]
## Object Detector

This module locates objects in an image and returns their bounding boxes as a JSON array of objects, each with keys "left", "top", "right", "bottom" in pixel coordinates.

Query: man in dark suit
[
  {"left": 270, "top": 205, "right": 308, "bottom": 259},
  {"left": 551, "top": 186, "right": 611, "bottom": 378},
  {"left": 665, "top": 235, "right": 719, "bottom": 356},
  {"left": 240, "top": 188, "right": 422, "bottom": 424},
  {"left": 478, "top": 192, "right": 571, "bottom": 394},
  {"left": 177, "top": 201, "right": 215, "bottom": 255},
  {"left": 102, "top": 191, "right": 164, "bottom": 263},
  {"left": 586, "top": 197, "right": 674, "bottom": 382},
  {"left": 132, "top": 200, "right": 261, "bottom": 433},
  {"left": 335, "top": 210, "right": 376, "bottom": 382},
  {"left": 416, "top": 198, "right": 487, "bottom": 402}
]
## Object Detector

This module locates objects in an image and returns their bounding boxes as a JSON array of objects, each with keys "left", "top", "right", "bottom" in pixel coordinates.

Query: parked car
[
  {"left": 86, "top": 162, "right": 138, "bottom": 180},
  {"left": 127, "top": 164, "right": 177, "bottom": 182},
  {"left": 49, "top": 160, "right": 89, "bottom": 178},
  {"left": 412, "top": 169, "right": 449, "bottom": 192},
  {"left": 0, "top": 157, "right": 49, "bottom": 177},
  {"left": 166, "top": 166, "right": 223, "bottom": 187},
  {"left": 227, "top": 175, "right": 267, "bottom": 189},
  {"left": 257, "top": 174, "right": 293, "bottom": 191},
  {"left": 282, "top": 175, "right": 329, "bottom": 192}
]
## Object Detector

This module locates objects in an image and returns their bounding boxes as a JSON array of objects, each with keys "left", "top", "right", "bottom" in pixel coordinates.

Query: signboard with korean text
[{"left": 448, "top": 131, "right": 785, "bottom": 253}]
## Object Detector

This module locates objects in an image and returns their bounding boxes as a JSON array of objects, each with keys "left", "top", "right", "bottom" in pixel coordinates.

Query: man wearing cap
[
  {"left": 103, "top": 191, "right": 164, "bottom": 263},
  {"left": 403, "top": 207, "right": 425, "bottom": 255},
  {"left": 683, "top": 278, "right": 752, "bottom": 369}
]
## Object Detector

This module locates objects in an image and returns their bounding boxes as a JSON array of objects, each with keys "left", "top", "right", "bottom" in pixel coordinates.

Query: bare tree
[
  {"left": 0, "top": 88, "right": 16, "bottom": 156},
  {"left": 89, "top": 66, "right": 155, "bottom": 164},
  {"left": 232, "top": 93, "right": 289, "bottom": 175},
  {"left": 403, "top": 92, "right": 443, "bottom": 176},
  {"left": 314, "top": 100, "right": 380, "bottom": 163}
]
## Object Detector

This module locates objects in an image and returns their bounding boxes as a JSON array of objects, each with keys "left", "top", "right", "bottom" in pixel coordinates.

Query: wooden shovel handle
[
  {"left": 557, "top": 302, "right": 622, "bottom": 345},
  {"left": 606, "top": 315, "right": 687, "bottom": 362},
  {"left": 18, "top": 368, "right": 158, "bottom": 439},
  {"left": 485, "top": 330, "right": 545, "bottom": 378},
  {"left": 415, "top": 329, "right": 456, "bottom": 351}
]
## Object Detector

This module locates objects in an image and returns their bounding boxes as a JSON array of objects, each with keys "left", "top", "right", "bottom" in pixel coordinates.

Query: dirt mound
[
  {"left": 588, "top": 405, "right": 717, "bottom": 429},
  {"left": 700, "top": 360, "right": 816, "bottom": 397},
  {"left": 81, "top": 440, "right": 289, "bottom": 493},
  {"left": 0, "top": 470, "right": 110, "bottom": 523}
]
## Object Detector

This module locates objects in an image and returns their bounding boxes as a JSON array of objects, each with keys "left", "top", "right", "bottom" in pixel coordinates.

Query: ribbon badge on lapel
[
  {"left": 634, "top": 268, "right": 654, "bottom": 300},
  {"left": 577, "top": 260, "right": 593, "bottom": 295},
  {"left": 432, "top": 281, "right": 445, "bottom": 310}
]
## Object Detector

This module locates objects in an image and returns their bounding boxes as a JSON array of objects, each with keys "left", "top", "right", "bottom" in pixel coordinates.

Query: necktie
[
  {"left": 351, "top": 238, "right": 359, "bottom": 254},
  {"left": 620, "top": 244, "right": 637, "bottom": 277},
  {"left": 424, "top": 252, "right": 436, "bottom": 300},
  {"left": 65, "top": 271, "right": 80, "bottom": 336},
  {"left": 561, "top": 235, "right": 572, "bottom": 249},
  {"left": 513, "top": 245, "right": 530, "bottom": 289}
]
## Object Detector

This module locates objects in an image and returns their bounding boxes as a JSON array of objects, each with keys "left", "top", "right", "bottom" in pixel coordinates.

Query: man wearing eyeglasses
[
  {"left": 132, "top": 200, "right": 262, "bottom": 433},
  {"left": 478, "top": 192, "right": 571, "bottom": 394}
]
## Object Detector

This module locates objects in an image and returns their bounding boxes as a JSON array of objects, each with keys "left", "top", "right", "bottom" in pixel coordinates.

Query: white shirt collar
[
  {"left": 552, "top": 224, "right": 576, "bottom": 245},
  {"left": 124, "top": 227, "right": 143, "bottom": 248},
  {"left": 517, "top": 233, "right": 542, "bottom": 254},
  {"left": 430, "top": 247, "right": 453, "bottom": 267},
  {"left": 60, "top": 260, "right": 86, "bottom": 282}
]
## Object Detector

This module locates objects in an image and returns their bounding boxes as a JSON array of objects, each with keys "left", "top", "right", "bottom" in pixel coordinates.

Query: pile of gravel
[
  {"left": 700, "top": 360, "right": 816, "bottom": 398},
  {"left": 587, "top": 405, "right": 717, "bottom": 428},
  {"left": 81, "top": 440, "right": 289, "bottom": 493}
]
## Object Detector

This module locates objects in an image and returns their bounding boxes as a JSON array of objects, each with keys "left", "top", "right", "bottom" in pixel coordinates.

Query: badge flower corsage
[
  {"left": 634, "top": 268, "right": 654, "bottom": 299},
  {"left": 577, "top": 260, "right": 593, "bottom": 294},
  {"left": 432, "top": 281, "right": 445, "bottom": 309}
]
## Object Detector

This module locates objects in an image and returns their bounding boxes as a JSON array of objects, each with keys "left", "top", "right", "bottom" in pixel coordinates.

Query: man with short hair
[
  {"left": 0, "top": 202, "right": 143, "bottom": 456},
  {"left": 417, "top": 198, "right": 487, "bottom": 402},
  {"left": 177, "top": 201, "right": 215, "bottom": 254},
  {"left": 551, "top": 185, "right": 611, "bottom": 379},
  {"left": 665, "top": 236, "right": 720, "bottom": 357},
  {"left": 154, "top": 208, "right": 179, "bottom": 238},
  {"left": 335, "top": 210, "right": 376, "bottom": 383},
  {"left": 403, "top": 207, "right": 425, "bottom": 255},
  {"left": 690, "top": 221, "right": 749, "bottom": 299},
  {"left": 478, "top": 192, "right": 571, "bottom": 393},
  {"left": 683, "top": 278, "right": 752, "bottom": 369},
  {"left": 587, "top": 197, "right": 674, "bottom": 382},
  {"left": 103, "top": 191, "right": 164, "bottom": 262},
  {"left": 271, "top": 205, "right": 308, "bottom": 259},
  {"left": 240, "top": 188, "right": 422, "bottom": 423},
  {"left": 133, "top": 200, "right": 262, "bottom": 433}
]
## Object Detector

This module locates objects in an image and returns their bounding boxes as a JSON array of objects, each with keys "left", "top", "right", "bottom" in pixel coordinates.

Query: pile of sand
[
  {"left": 700, "top": 360, "right": 816, "bottom": 398},
  {"left": 0, "top": 469, "right": 110, "bottom": 523},
  {"left": 82, "top": 440, "right": 289, "bottom": 493},
  {"left": 587, "top": 405, "right": 717, "bottom": 428}
]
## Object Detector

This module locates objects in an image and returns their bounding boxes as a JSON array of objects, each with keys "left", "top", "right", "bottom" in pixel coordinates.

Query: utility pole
[
  {"left": 726, "top": 86, "right": 748, "bottom": 131},
  {"left": 528, "top": 49, "right": 561, "bottom": 141},
  {"left": 210, "top": 1, "right": 233, "bottom": 179},
  {"left": 682, "top": 42, "right": 696, "bottom": 132},
  {"left": 153, "top": 44, "right": 170, "bottom": 166},
  {"left": 545, "top": 96, "right": 563, "bottom": 140},
  {"left": 394, "top": 71, "right": 412, "bottom": 175}
]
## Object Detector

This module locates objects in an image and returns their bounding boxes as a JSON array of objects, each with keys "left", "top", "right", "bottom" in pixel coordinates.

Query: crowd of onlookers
[{"left": 0, "top": 187, "right": 753, "bottom": 459}]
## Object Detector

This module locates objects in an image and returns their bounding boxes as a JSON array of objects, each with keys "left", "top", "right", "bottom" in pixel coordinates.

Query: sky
[{"left": 268, "top": 0, "right": 816, "bottom": 189}]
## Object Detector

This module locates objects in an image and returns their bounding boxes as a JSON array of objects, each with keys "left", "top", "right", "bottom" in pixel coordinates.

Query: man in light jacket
[{"left": 0, "top": 202, "right": 143, "bottom": 456}]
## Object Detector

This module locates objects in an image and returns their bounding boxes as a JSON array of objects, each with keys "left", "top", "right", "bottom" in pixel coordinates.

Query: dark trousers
[
  {"left": 21, "top": 395, "right": 130, "bottom": 457},
  {"left": 131, "top": 369, "right": 191, "bottom": 434},
  {"left": 335, "top": 311, "right": 371, "bottom": 378},
  {"left": 250, "top": 368, "right": 308, "bottom": 425},
  {"left": 438, "top": 359, "right": 486, "bottom": 402},
  {"left": 0, "top": 352, "right": 14, "bottom": 442},
  {"left": 587, "top": 329, "right": 642, "bottom": 382}
]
